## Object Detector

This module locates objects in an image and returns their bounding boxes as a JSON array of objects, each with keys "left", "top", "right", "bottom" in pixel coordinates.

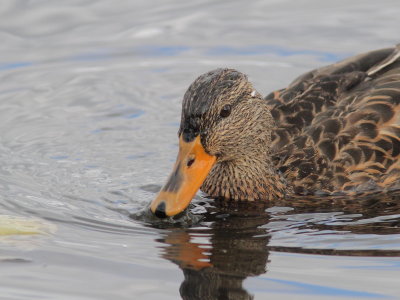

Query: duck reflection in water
[
  {"left": 152, "top": 195, "right": 400, "bottom": 300},
  {"left": 158, "top": 204, "right": 270, "bottom": 300}
]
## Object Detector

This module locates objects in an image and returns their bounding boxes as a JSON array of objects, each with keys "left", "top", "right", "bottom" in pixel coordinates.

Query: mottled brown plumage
[
  {"left": 165, "top": 45, "right": 400, "bottom": 211},
  {"left": 265, "top": 45, "right": 400, "bottom": 196},
  {"left": 180, "top": 69, "right": 287, "bottom": 201}
]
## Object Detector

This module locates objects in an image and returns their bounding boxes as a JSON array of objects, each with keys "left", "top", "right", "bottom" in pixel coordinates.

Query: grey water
[{"left": 0, "top": 0, "right": 399, "bottom": 299}]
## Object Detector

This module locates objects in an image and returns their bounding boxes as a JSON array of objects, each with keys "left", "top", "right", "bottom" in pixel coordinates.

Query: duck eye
[{"left": 220, "top": 104, "right": 231, "bottom": 118}]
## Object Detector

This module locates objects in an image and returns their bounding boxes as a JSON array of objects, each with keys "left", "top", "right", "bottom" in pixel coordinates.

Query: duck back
[{"left": 265, "top": 45, "right": 400, "bottom": 194}]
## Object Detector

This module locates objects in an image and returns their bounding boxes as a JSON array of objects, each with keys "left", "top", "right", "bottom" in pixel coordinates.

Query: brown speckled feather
[{"left": 266, "top": 45, "right": 400, "bottom": 194}]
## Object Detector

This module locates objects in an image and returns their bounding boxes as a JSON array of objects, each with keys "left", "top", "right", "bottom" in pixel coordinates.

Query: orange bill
[{"left": 150, "top": 135, "right": 216, "bottom": 218}]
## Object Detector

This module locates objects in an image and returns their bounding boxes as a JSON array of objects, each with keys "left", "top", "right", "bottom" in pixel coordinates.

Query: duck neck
[{"left": 201, "top": 153, "right": 287, "bottom": 201}]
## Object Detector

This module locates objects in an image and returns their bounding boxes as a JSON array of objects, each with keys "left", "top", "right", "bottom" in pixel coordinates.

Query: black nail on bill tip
[{"left": 154, "top": 202, "right": 167, "bottom": 218}]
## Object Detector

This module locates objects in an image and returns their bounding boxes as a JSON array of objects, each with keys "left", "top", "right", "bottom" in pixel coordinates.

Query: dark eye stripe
[{"left": 220, "top": 104, "right": 231, "bottom": 118}]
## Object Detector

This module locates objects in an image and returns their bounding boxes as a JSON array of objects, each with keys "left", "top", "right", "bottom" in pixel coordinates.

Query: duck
[{"left": 150, "top": 45, "right": 400, "bottom": 218}]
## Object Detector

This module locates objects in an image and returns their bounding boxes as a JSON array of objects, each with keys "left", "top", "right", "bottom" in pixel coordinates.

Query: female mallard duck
[{"left": 150, "top": 45, "right": 400, "bottom": 218}]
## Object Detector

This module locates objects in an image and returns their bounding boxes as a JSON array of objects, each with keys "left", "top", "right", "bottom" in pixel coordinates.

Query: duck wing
[{"left": 266, "top": 45, "right": 400, "bottom": 194}]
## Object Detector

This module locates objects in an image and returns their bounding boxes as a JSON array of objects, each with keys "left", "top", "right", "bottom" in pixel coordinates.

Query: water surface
[{"left": 0, "top": 0, "right": 399, "bottom": 299}]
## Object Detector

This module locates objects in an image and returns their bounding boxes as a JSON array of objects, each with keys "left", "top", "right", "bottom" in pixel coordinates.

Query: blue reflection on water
[
  {"left": 0, "top": 62, "right": 33, "bottom": 71},
  {"left": 4, "top": 45, "right": 343, "bottom": 70},
  {"left": 342, "top": 259, "right": 400, "bottom": 270},
  {"left": 260, "top": 278, "right": 387, "bottom": 298},
  {"left": 50, "top": 155, "right": 69, "bottom": 160},
  {"left": 125, "top": 110, "right": 145, "bottom": 119},
  {"left": 207, "top": 45, "right": 346, "bottom": 62}
]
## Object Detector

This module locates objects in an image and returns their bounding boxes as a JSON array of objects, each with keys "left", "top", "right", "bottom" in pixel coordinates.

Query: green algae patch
[{"left": 0, "top": 215, "right": 56, "bottom": 236}]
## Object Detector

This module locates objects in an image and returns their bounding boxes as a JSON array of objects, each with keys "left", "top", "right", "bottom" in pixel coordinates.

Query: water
[{"left": 0, "top": 0, "right": 399, "bottom": 299}]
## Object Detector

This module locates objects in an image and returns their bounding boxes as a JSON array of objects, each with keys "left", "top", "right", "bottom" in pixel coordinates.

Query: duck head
[{"left": 150, "top": 68, "right": 281, "bottom": 218}]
